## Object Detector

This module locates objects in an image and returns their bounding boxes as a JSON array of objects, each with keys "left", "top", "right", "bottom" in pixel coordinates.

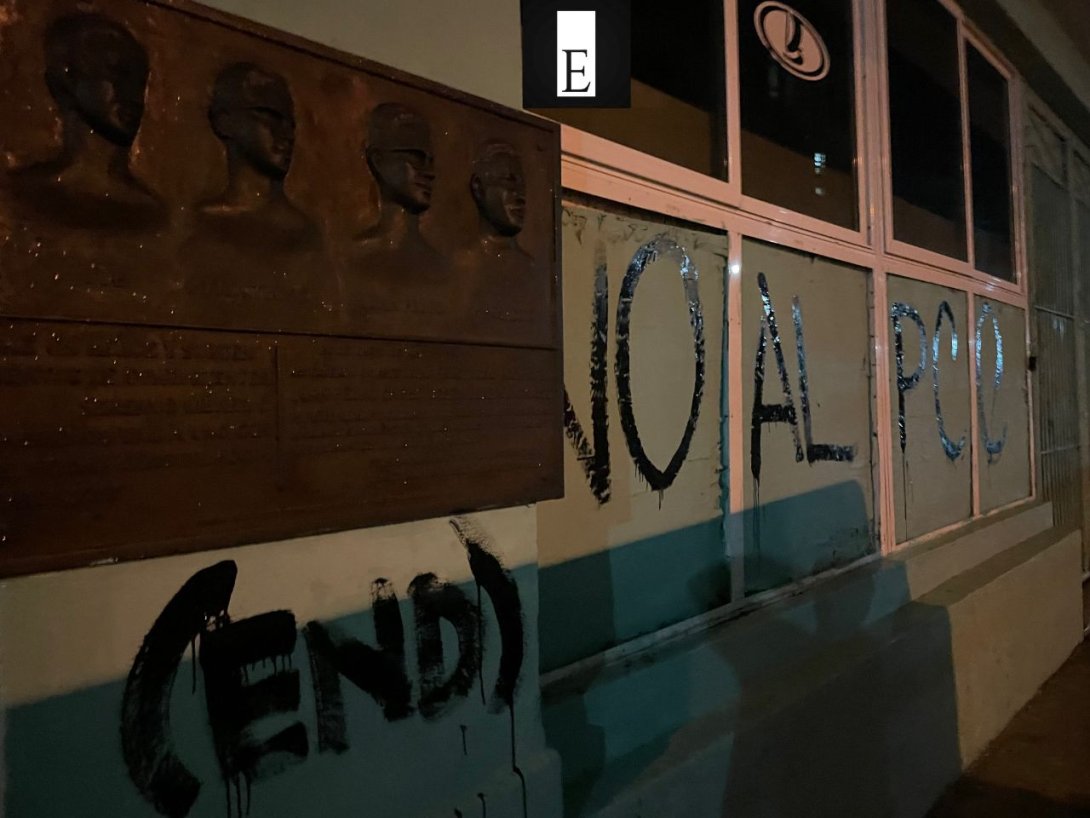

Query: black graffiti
[
  {"left": 792, "top": 296, "right": 855, "bottom": 464},
  {"left": 121, "top": 520, "right": 525, "bottom": 818},
  {"left": 890, "top": 301, "right": 967, "bottom": 461},
  {"left": 451, "top": 516, "right": 529, "bottom": 818},
  {"left": 890, "top": 302, "right": 928, "bottom": 455},
  {"left": 410, "top": 573, "right": 481, "bottom": 720},
  {"left": 121, "top": 561, "right": 236, "bottom": 818},
  {"left": 563, "top": 245, "right": 611, "bottom": 504},
  {"left": 451, "top": 516, "right": 524, "bottom": 710},
  {"left": 751, "top": 272, "right": 802, "bottom": 482},
  {"left": 565, "top": 235, "right": 707, "bottom": 503},
  {"left": 976, "top": 301, "right": 1008, "bottom": 462},
  {"left": 200, "top": 610, "right": 307, "bottom": 818},
  {"left": 615, "top": 236, "right": 706, "bottom": 495},
  {"left": 303, "top": 578, "right": 412, "bottom": 754},
  {"left": 751, "top": 272, "right": 853, "bottom": 483}
]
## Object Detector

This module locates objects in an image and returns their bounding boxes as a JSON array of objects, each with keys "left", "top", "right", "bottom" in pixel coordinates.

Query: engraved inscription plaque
[{"left": 0, "top": 0, "right": 562, "bottom": 576}]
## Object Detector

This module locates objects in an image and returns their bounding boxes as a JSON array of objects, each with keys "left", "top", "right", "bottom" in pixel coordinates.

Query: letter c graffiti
[{"left": 976, "top": 302, "right": 1007, "bottom": 462}]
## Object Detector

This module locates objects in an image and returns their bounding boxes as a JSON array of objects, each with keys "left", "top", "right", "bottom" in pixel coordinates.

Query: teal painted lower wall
[
  {"left": 538, "top": 519, "right": 729, "bottom": 672},
  {"left": 743, "top": 480, "right": 876, "bottom": 595},
  {"left": 541, "top": 509, "right": 1079, "bottom": 817},
  {"left": 539, "top": 480, "right": 878, "bottom": 675},
  {"left": 6, "top": 508, "right": 1071, "bottom": 818}
]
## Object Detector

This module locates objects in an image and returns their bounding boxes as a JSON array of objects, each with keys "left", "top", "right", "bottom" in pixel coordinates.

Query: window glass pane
[
  {"left": 538, "top": 199, "right": 728, "bottom": 670},
  {"left": 887, "top": 0, "right": 967, "bottom": 259},
  {"left": 968, "top": 47, "right": 1014, "bottom": 280},
  {"left": 535, "top": 3, "right": 727, "bottom": 179},
  {"left": 742, "top": 239, "right": 876, "bottom": 594},
  {"left": 739, "top": 0, "right": 858, "bottom": 228},
  {"left": 887, "top": 278, "right": 971, "bottom": 542}
]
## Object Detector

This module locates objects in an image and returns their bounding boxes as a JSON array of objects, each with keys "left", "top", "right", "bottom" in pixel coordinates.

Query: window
[
  {"left": 968, "top": 46, "right": 1014, "bottom": 280},
  {"left": 742, "top": 240, "right": 876, "bottom": 592},
  {"left": 887, "top": 278, "right": 972, "bottom": 541},
  {"left": 535, "top": 2, "right": 728, "bottom": 179},
  {"left": 885, "top": 0, "right": 1017, "bottom": 281},
  {"left": 541, "top": 0, "right": 1032, "bottom": 667},
  {"left": 887, "top": 0, "right": 967, "bottom": 260},
  {"left": 738, "top": 0, "right": 859, "bottom": 228}
]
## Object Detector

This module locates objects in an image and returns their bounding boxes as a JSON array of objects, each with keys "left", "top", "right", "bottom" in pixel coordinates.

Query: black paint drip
[
  {"left": 751, "top": 272, "right": 803, "bottom": 486},
  {"left": 791, "top": 295, "right": 855, "bottom": 464},
  {"left": 890, "top": 302, "right": 927, "bottom": 456},
  {"left": 891, "top": 302, "right": 927, "bottom": 525},
  {"left": 200, "top": 609, "right": 308, "bottom": 818},
  {"left": 450, "top": 517, "right": 525, "bottom": 711},
  {"left": 121, "top": 560, "right": 237, "bottom": 818},
  {"left": 303, "top": 578, "right": 413, "bottom": 755}
]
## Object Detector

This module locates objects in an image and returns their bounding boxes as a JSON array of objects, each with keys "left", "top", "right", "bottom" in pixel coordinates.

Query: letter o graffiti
[{"left": 614, "top": 236, "right": 706, "bottom": 493}]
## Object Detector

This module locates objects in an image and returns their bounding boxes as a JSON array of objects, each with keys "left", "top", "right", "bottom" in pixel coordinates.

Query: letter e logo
[{"left": 557, "top": 11, "right": 596, "bottom": 97}]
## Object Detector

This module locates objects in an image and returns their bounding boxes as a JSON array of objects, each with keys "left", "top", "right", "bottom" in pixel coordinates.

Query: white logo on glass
[
  {"left": 557, "top": 10, "right": 596, "bottom": 97},
  {"left": 754, "top": 1, "right": 830, "bottom": 82}
]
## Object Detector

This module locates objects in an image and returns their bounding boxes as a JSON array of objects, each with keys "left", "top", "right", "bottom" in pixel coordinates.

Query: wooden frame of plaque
[{"left": 0, "top": 0, "right": 563, "bottom": 577}]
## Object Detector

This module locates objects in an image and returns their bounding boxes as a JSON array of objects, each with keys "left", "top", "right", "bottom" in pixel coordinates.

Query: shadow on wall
[
  {"left": 542, "top": 481, "right": 963, "bottom": 817},
  {"left": 929, "top": 779, "right": 1090, "bottom": 818},
  {"left": 538, "top": 518, "right": 730, "bottom": 672}
]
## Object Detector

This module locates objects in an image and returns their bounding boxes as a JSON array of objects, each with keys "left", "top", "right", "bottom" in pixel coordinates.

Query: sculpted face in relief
[
  {"left": 471, "top": 140, "right": 528, "bottom": 242},
  {"left": 7, "top": 12, "right": 164, "bottom": 229}
]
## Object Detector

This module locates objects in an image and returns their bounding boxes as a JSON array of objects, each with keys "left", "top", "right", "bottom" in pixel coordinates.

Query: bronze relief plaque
[{"left": 0, "top": 0, "right": 563, "bottom": 576}]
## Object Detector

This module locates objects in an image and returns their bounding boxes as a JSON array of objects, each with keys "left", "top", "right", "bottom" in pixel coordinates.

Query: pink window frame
[{"left": 552, "top": 0, "right": 1035, "bottom": 603}]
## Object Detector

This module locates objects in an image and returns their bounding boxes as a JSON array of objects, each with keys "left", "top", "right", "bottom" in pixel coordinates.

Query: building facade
[{"left": 1, "top": 0, "right": 1089, "bottom": 816}]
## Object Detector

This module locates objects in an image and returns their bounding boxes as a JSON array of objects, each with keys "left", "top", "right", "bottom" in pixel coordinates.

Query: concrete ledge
[
  {"left": 896, "top": 502, "right": 1054, "bottom": 600},
  {"left": 929, "top": 527, "right": 1083, "bottom": 764},
  {"left": 544, "top": 505, "right": 1079, "bottom": 817}
]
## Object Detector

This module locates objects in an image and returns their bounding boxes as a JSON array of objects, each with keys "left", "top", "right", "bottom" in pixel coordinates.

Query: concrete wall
[
  {"left": 0, "top": 3, "right": 562, "bottom": 817},
  {"left": 1, "top": 510, "right": 561, "bottom": 818},
  {"left": 543, "top": 504, "right": 1081, "bottom": 817},
  {"left": 0, "top": 2, "right": 1080, "bottom": 818}
]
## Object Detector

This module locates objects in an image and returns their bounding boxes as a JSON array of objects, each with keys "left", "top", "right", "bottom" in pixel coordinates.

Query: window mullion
[
  {"left": 958, "top": 20, "right": 977, "bottom": 273},
  {"left": 967, "top": 290, "right": 982, "bottom": 516},
  {"left": 724, "top": 0, "right": 742, "bottom": 194}
]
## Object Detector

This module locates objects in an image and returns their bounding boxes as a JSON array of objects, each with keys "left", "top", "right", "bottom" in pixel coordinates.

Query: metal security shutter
[{"left": 1027, "top": 110, "right": 1083, "bottom": 537}]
